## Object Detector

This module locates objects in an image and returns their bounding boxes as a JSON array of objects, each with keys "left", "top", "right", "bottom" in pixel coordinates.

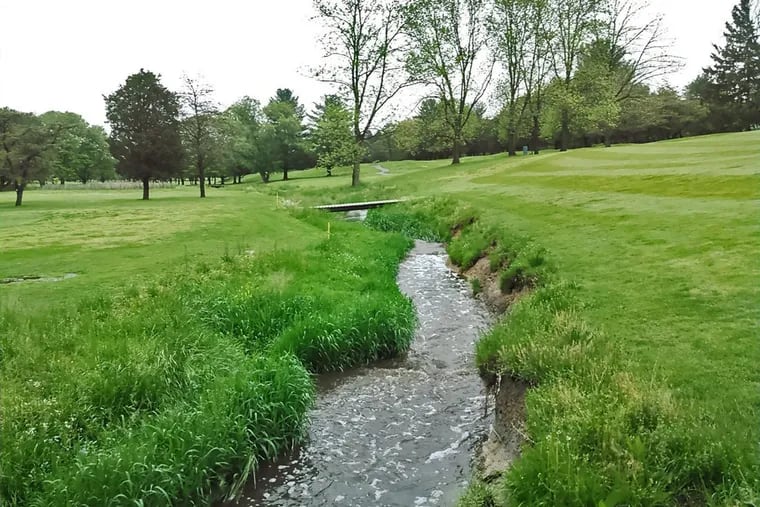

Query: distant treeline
[{"left": 2, "top": 0, "right": 758, "bottom": 204}]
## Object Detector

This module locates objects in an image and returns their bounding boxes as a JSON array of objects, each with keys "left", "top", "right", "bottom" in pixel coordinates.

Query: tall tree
[
  {"left": 180, "top": 74, "right": 218, "bottom": 198},
  {"left": 220, "top": 97, "right": 264, "bottom": 182},
  {"left": 405, "top": 0, "right": 494, "bottom": 164},
  {"left": 41, "top": 112, "right": 116, "bottom": 184},
  {"left": 489, "top": 0, "right": 549, "bottom": 156},
  {"left": 0, "top": 109, "right": 59, "bottom": 206},
  {"left": 704, "top": 0, "right": 760, "bottom": 131},
  {"left": 313, "top": 0, "right": 413, "bottom": 186},
  {"left": 593, "top": 0, "right": 681, "bottom": 145},
  {"left": 309, "top": 95, "right": 354, "bottom": 176},
  {"left": 104, "top": 69, "right": 184, "bottom": 200},
  {"left": 262, "top": 88, "right": 308, "bottom": 181},
  {"left": 547, "top": 0, "right": 604, "bottom": 151}
]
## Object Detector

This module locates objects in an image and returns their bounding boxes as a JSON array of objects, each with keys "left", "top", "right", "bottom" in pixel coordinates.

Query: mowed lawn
[
  {"left": 0, "top": 187, "right": 323, "bottom": 313},
  {"left": 0, "top": 131, "right": 757, "bottom": 501},
  {"left": 292, "top": 131, "right": 760, "bottom": 455}
]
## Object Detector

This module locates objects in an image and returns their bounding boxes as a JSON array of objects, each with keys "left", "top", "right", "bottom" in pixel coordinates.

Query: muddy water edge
[{"left": 229, "top": 240, "right": 495, "bottom": 506}]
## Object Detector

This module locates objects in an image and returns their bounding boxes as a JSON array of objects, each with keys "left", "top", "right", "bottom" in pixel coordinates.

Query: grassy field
[
  {"left": 0, "top": 187, "right": 317, "bottom": 312},
  {"left": 0, "top": 189, "right": 417, "bottom": 504},
  {"left": 1, "top": 131, "right": 758, "bottom": 505},
  {"left": 295, "top": 131, "right": 760, "bottom": 504}
]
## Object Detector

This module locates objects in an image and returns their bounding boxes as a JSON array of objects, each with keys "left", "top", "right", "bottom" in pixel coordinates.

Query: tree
[
  {"left": 180, "top": 74, "right": 218, "bottom": 198},
  {"left": 405, "top": 0, "right": 494, "bottom": 164},
  {"left": 592, "top": 0, "right": 681, "bottom": 145},
  {"left": 314, "top": 0, "right": 413, "bottom": 186},
  {"left": 541, "top": 41, "right": 622, "bottom": 148},
  {"left": 220, "top": 97, "right": 264, "bottom": 182},
  {"left": 396, "top": 99, "right": 452, "bottom": 158},
  {"left": 489, "top": 0, "right": 550, "bottom": 156},
  {"left": 309, "top": 95, "right": 355, "bottom": 175},
  {"left": 547, "top": 0, "right": 604, "bottom": 151},
  {"left": 0, "top": 108, "right": 60, "bottom": 206},
  {"left": 262, "top": 89, "right": 309, "bottom": 181},
  {"left": 703, "top": 0, "right": 760, "bottom": 131},
  {"left": 41, "top": 112, "right": 116, "bottom": 184},
  {"left": 104, "top": 69, "right": 184, "bottom": 200}
]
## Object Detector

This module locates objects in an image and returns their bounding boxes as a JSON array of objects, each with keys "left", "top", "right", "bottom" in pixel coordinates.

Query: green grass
[
  {"left": 358, "top": 132, "right": 760, "bottom": 505},
  {"left": 0, "top": 186, "right": 318, "bottom": 313},
  {"left": 2, "top": 131, "right": 759, "bottom": 505},
  {"left": 0, "top": 189, "right": 416, "bottom": 505}
]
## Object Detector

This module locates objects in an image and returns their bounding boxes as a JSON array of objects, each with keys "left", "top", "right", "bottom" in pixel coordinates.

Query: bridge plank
[{"left": 313, "top": 199, "right": 405, "bottom": 212}]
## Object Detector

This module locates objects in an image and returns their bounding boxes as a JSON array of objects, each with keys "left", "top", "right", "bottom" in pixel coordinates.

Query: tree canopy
[{"left": 104, "top": 69, "right": 184, "bottom": 200}]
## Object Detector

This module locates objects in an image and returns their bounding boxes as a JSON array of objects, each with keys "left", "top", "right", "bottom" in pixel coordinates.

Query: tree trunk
[
  {"left": 351, "top": 142, "right": 361, "bottom": 187},
  {"left": 452, "top": 135, "right": 462, "bottom": 165},
  {"left": 14, "top": 183, "right": 24, "bottom": 207},
  {"left": 532, "top": 115, "right": 541, "bottom": 155},
  {"left": 283, "top": 167, "right": 289, "bottom": 181},
  {"left": 199, "top": 164, "right": 206, "bottom": 198},
  {"left": 560, "top": 109, "right": 570, "bottom": 152},
  {"left": 604, "top": 128, "right": 612, "bottom": 148},
  {"left": 508, "top": 130, "right": 517, "bottom": 157},
  {"left": 142, "top": 178, "right": 150, "bottom": 200}
]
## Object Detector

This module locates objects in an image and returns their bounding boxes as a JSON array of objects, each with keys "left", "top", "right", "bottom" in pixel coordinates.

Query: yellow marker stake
[{"left": 327, "top": 222, "right": 331, "bottom": 240}]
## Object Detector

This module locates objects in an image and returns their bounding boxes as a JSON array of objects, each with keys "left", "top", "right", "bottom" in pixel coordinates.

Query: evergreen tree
[
  {"left": 262, "top": 89, "right": 310, "bottom": 181},
  {"left": 309, "top": 96, "right": 354, "bottom": 176},
  {"left": 704, "top": 0, "right": 760, "bottom": 131}
]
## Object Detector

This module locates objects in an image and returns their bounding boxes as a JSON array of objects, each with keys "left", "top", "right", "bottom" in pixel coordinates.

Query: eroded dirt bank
[{"left": 448, "top": 258, "right": 530, "bottom": 484}]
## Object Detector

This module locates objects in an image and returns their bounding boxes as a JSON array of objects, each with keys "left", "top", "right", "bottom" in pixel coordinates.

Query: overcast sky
[{"left": 0, "top": 0, "right": 738, "bottom": 126}]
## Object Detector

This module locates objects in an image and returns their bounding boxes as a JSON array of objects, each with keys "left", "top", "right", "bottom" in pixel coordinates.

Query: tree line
[{"left": 2, "top": 0, "right": 758, "bottom": 203}]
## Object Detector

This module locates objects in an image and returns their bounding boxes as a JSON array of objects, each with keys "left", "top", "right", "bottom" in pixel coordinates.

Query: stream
[{"left": 233, "top": 240, "right": 492, "bottom": 506}]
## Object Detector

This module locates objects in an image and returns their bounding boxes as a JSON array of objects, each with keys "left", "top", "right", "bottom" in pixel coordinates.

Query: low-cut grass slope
[{"left": 358, "top": 132, "right": 759, "bottom": 504}]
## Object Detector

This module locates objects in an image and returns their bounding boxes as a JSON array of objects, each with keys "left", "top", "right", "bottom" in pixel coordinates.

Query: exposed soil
[
  {"left": 447, "top": 253, "right": 531, "bottom": 483},
  {"left": 1, "top": 273, "right": 78, "bottom": 285},
  {"left": 479, "top": 377, "right": 528, "bottom": 481}
]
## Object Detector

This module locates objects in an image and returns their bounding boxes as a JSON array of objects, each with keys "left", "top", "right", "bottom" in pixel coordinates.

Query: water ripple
[{"left": 235, "top": 241, "right": 492, "bottom": 506}]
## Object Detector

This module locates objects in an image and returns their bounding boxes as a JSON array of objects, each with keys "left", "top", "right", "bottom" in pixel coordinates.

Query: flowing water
[{"left": 233, "top": 241, "right": 492, "bottom": 506}]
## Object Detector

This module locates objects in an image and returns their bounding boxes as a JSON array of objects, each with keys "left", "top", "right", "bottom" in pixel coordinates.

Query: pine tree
[{"left": 705, "top": 0, "right": 760, "bottom": 131}]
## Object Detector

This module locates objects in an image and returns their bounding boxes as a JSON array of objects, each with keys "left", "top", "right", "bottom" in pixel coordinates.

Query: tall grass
[
  {"left": 368, "top": 198, "right": 760, "bottom": 506},
  {"left": 0, "top": 211, "right": 416, "bottom": 505}
]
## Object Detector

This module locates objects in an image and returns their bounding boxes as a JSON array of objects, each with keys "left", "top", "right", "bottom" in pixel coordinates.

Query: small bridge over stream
[{"left": 313, "top": 199, "right": 405, "bottom": 213}]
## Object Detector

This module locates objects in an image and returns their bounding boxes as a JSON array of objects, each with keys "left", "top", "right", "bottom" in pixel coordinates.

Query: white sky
[{"left": 0, "top": 0, "right": 738, "bottom": 127}]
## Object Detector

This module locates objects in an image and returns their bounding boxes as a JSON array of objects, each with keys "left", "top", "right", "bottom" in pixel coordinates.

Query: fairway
[
  {"left": 0, "top": 187, "right": 320, "bottom": 312},
  {"left": 286, "top": 131, "right": 760, "bottom": 502},
  {"left": 2, "top": 131, "right": 759, "bottom": 505},
  {"left": 364, "top": 132, "right": 760, "bottom": 421}
]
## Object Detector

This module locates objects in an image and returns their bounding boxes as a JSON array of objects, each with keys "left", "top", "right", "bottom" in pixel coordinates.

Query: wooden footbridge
[{"left": 314, "top": 199, "right": 405, "bottom": 212}]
